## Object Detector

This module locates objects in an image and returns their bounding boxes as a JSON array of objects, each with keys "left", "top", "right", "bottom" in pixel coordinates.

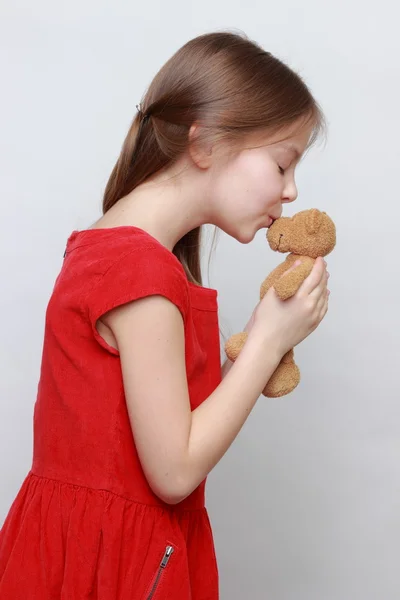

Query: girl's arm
[
  {"left": 221, "top": 357, "right": 233, "bottom": 378},
  {"left": 103, "top": 295, "right": 280, "bottom": 505},
  {"left": 221, "top": 312, "right": 255, "bottom": 379},
  {"left": 104, "top": 257, "right": 327, "bottom": 505}
]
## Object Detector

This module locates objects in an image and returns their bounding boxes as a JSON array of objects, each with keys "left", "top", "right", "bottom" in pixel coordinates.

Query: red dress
[{"left": 0, "top": 226, "right": 221, "bottom": 599}]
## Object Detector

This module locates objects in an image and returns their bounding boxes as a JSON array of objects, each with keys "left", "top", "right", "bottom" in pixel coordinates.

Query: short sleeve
[{"left": 87, "top": 245, "right": 190, "bottom": 354}]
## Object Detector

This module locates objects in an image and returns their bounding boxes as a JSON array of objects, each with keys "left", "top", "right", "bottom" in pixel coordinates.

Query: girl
[{"left": 0, "top": 31, "right": 329, "bottom": 599}]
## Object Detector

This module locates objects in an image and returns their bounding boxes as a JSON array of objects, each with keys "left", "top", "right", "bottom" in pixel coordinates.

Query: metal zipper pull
[
  {"left": 160, "top": 545, "right": 174, "bottom": 568},
  {"left": 146, "top": 545, "right": 174, "bottom": 600}
]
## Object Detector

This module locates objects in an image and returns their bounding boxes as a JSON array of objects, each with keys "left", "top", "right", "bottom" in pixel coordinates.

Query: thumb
[{"left": 280, "top": 259, "right": 302, "bottom": 279}]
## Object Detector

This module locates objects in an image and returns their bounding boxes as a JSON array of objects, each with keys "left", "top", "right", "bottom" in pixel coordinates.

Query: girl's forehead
[
  {"left": 270, "top": 124, "right": 315, "bottom": 157},
  {"left": 246, "top": 118, "right": 314, "bottom": 150}
]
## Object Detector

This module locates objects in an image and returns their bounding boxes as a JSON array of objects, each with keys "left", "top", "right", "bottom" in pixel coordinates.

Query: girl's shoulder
[
  {"left": 60, "top": 226, "right": 192, "bottom": 332},
  {"left": 64, "top": 225, "right": 185, "bottom": 275},
  {"left": 61, "top": 225, "right": 218, "bottom": 325}
]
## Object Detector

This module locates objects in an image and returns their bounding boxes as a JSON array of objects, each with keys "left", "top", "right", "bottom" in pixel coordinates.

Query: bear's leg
[
  {"left": 225, "top": 332, "right": 248, "bottom": 362},
  {"left": 262, "top": 349, "right": 300, "bottom": 398}
]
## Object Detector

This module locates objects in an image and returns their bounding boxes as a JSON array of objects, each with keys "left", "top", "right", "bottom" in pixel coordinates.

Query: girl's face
[{"left": 209, "top": 122, "right": 314, "bottom": 243}]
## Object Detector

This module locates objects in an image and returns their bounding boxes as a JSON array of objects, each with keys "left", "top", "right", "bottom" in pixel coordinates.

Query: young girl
[{"left": 0, "top": 31, "right": 329, "bottom": 599}]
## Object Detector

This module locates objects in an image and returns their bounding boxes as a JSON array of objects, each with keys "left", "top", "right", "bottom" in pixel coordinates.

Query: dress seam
[{"left": 28, "top": 470, "right": 206, "bottom": 512}]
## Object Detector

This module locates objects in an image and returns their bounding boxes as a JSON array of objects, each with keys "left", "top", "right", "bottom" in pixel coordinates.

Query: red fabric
[{"left": 0, "top": 226, "right": 221, "bottom": 599}]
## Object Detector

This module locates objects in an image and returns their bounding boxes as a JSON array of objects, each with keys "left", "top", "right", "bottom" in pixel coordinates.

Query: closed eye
[{"left": 278, "top": 165, "right": 285, "bottom": 175}]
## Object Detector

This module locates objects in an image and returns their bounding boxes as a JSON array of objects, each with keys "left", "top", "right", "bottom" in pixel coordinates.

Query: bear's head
[{"left": 267, "top": 209, "right": 336, "bottom": 258}]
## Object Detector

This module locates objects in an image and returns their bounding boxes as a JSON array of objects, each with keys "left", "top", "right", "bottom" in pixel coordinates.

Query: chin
[
  {"left": 219, "top": 221, "right": 258, "bottom": 244},
  {"left": 235, "top": 228, "right": 257, "bottom": 244}
]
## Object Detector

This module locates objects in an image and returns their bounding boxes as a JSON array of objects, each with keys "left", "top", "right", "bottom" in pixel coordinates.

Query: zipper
[{"left": 146, "top": 545, "right": 174, "bottom": 600}]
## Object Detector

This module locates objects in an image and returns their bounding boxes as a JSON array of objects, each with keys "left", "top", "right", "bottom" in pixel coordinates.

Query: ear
[
  {"left": 305, "top": 209, "right": 324, "bottom": 234},
  {"left": 188, "top": 123, "right": 213, "bottom": 169}
]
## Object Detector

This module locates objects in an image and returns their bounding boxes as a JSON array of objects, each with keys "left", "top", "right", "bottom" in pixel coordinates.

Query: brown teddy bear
[{"left": 225, "top": 209, "right": 336, "bottom": 398}]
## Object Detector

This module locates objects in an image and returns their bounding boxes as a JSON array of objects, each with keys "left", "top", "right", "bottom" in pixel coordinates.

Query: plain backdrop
[{"left": 1, "top": 2, "right": 399, "bottom": 599}]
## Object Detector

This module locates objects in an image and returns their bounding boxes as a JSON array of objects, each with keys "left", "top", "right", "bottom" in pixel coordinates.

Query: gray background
[{"left": 1, "top": 2, "right": 399, "bottom": 599}]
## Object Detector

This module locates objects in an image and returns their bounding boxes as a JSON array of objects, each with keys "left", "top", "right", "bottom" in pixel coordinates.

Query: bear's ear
[{"left": 305, "top": 209, "right": 324, "bottom": 234}]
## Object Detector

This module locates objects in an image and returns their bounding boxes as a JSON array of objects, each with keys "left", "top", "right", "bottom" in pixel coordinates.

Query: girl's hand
[{"left": 248, "top": 257, "right": 330, "bottom": 358}]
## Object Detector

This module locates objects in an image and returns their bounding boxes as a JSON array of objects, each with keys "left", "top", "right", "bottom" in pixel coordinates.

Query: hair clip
[{"left": 136, "top": 103, "right": 150, "bottom": 122}]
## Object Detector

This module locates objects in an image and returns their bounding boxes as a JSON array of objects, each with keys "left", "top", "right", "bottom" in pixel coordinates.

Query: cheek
[
  {"left": 236, "top": 151, "right": 267, "bottom": 182},
  {"left": 232, "top": 153, "right": 281, "bottom": 213},
  {"left": 241, "top": 150, "right": 280, "bottom": 185},
  {"left": 224, "top": 155, "right": 256, "bottom": 199},
  {"left": 213, "top": 150, "right": 282, "bottom": 222}
]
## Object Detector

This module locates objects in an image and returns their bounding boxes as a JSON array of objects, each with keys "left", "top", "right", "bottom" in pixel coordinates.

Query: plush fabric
[{"left": 225, "top": 209, "right": 336, "bottom": 398}]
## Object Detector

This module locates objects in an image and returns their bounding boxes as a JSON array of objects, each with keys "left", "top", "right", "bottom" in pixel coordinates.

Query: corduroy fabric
[{"left": 0, "top": 226, "right": 221, "bottom": 599}]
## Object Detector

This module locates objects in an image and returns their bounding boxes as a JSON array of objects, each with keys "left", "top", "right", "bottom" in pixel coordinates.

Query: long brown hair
[{"left": 102, "top": 30, "right": 325, "bottom": 285}]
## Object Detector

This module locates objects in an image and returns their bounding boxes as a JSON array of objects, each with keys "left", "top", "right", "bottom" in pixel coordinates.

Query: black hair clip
[{"left": 136, "top": 103, "right": 150, "bottom": 123}]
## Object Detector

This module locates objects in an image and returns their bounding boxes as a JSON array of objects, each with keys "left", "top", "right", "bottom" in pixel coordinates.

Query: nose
[{"left": 282, "top": 180, "right": 298, "bottom": 204}]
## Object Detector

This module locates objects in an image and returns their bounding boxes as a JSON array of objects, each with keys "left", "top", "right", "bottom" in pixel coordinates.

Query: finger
[
  {"left": 309, "top": 268, "right": 329, "bottom": 302},
  {"left": 320, "top": 287, "right": 330, "bottom": 312},
  {"left": 319, "top": 296, "right": 329, "bottom": 320},
  {"left": 315, "top": 288, "right": 328, "bottom": 313},
  {"left": 298, "top": 257, "right": 326, "bottom": 295}
]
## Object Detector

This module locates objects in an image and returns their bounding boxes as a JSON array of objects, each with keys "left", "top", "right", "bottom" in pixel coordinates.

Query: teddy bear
[{"left": 225, "top": 209, "right": 336, "bottom": 398}]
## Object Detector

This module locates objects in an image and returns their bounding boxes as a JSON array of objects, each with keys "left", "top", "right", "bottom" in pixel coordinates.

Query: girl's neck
[{"left": 94, "top": 161, "right": 211, "bottom": 250}]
